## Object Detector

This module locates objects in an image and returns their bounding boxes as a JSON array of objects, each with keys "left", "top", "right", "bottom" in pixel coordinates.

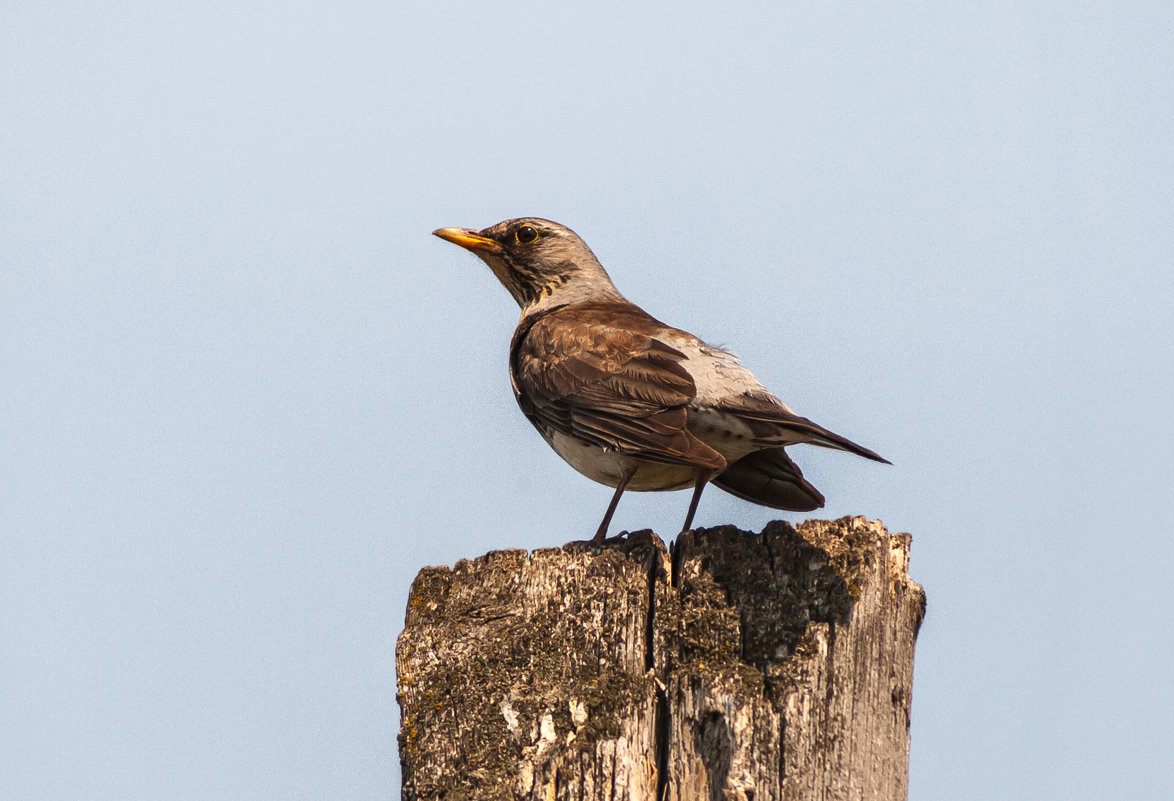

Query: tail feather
[{"left": 712, "top": 447, "right": 825, "bottom": 512}]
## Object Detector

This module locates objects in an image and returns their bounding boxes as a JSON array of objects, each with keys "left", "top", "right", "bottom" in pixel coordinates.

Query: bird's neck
[{"left": 520, "top": 271, "right": 628, "bottom": 319}]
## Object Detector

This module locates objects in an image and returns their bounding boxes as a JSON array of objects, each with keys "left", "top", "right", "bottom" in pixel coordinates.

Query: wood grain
[{"left": 397, "top": 518, "right": 925, "bottom": 800}]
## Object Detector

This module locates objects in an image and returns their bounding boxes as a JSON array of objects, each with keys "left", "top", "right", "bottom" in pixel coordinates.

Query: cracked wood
[{"left": 397, "top": 517, "right": 925, "bottom": 800}]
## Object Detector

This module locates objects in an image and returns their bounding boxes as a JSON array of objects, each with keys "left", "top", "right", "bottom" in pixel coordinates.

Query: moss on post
[{"left": 397, "top": 518, "right": 925, "bottom": 800}]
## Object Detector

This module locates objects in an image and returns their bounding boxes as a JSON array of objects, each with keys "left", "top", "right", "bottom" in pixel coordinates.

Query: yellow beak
[{"left": 432, "top": 227, "right": 502, "bottom": 253}]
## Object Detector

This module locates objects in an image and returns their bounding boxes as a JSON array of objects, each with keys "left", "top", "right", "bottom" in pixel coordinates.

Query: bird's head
[{"left": 433, "top": 218, "right": 624, "bottom": 312}]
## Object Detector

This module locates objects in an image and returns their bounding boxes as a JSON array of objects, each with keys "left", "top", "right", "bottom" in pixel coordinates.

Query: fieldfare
[{"left": 433, "top": 218, "right": 888, "bottom": 540}]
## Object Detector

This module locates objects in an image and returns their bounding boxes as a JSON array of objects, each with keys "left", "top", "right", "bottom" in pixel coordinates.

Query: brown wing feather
[
  {"left": 510, "top": 302, "right": 726, "bottom": 470},
  {"left": 713, "top": 392, "right": 890, "bottom": 464}
]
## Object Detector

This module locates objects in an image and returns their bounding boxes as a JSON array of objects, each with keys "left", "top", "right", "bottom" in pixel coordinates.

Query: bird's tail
[{"left": 712, "top": 447, "right": 826, "bottom": 512}]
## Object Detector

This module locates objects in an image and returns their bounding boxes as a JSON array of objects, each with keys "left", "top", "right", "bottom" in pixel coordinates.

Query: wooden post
[{"left": 397, "top": 517, "right": 925, "bottom": 800}]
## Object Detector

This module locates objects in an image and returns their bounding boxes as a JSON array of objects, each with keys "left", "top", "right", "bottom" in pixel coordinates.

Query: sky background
[{"left": 3, "top": 2, "right": 1172, "bottom": 799}]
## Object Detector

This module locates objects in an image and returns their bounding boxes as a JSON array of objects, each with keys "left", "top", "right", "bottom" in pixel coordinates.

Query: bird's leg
[
  {"left": 680, "top": 468, "right": 715, "bottom": 534},
  {"left": 594, "top": 466, "right": 635, "bottom": 541}
]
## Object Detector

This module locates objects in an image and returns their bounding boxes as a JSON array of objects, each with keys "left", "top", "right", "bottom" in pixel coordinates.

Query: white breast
[{"left": 547, "top": 431, "right": 696, "bottom": 492}]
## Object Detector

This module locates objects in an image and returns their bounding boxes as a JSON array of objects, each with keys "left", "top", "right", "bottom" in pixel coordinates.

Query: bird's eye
[{"left": 516, "top": 225, "right": 539, "bottom": 244}]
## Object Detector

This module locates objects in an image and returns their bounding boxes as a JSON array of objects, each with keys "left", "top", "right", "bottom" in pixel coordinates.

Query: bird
[{"left": 433, "top": 217, "right": 889, "bottom": 541}]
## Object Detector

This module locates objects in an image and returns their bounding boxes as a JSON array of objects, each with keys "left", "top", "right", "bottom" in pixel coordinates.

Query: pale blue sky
[{"left": 3, "top": 2, "right": 1172, "bottom": 799}]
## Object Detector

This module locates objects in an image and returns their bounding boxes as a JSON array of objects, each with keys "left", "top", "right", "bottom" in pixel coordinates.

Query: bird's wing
[
  {"left": 711, "top": 390, "right": 890, "bottom": 464},
  {"left": 510, "top": 303, "right": 726, "bottom": 470}
]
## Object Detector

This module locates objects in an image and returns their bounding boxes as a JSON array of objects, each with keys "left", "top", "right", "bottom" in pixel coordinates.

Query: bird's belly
[{"left": 548, "top": 432, "right": 696, "bottom": 491}]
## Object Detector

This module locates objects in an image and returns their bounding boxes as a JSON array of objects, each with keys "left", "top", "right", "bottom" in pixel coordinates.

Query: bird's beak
[{"left": 432, "top": 227, "right": 502, "bottom": 253}]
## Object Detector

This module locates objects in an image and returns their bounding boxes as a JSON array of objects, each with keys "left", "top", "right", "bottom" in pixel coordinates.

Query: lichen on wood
[{"left": 397, "top": 517, "right": 925, "bottom": 800}]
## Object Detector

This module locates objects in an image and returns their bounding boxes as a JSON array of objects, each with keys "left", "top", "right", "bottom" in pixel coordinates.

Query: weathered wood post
[{"left": 397, "top": 517, "right": 925, "bottom": 800}]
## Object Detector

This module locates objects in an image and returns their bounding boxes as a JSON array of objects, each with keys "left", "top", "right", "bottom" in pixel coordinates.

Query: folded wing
[{"left": 511, "top": 303, "right": 727, "bottom": 471}]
